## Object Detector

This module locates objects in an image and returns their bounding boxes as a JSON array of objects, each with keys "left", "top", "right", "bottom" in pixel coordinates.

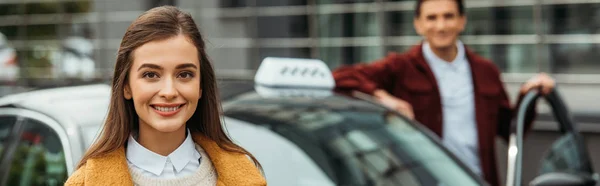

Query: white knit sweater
[{"left": 129, "top": 144, "right": 217, "bottom": 186}]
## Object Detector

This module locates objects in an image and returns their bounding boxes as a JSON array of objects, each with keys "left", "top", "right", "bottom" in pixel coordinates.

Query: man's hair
[{"left": 414, "top": 0, "right": 465, "bottom": 17}]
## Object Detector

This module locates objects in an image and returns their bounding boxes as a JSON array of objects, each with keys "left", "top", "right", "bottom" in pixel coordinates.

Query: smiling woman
[{"left": 64, "top": 6, "right": 265, "bottom": 186}]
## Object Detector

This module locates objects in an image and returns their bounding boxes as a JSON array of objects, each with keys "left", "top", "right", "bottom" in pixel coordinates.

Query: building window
[{"left": 257, "top": 16, "right": 309, "bottom": 38}]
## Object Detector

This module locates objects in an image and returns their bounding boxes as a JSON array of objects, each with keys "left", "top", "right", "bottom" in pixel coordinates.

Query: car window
[
  {"left": 6, "top": 118, "right": 67, "bottom": 186},
  {"left": 224, "top": 117, "right": 336, "bottom": 186},
  {"left": 0, "top": 116, "right": 17, "bottom": 159},
  {"left": 539, "top": 133, "right": 587, "bottom": 174},
  {"left": 224, "top": 96, "right": 482, "bottom": 186}
]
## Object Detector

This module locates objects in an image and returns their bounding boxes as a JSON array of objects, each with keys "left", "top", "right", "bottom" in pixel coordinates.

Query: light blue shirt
[
  {"left": 126, "top": 129, "right": 202, "bottom": 179},
  {"left": 422, "top": 41, "right": 482, "bottom": 176}
]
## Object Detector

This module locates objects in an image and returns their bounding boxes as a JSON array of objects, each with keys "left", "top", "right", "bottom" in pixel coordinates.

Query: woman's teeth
[{"left": 154, "top": 106, "right": 180, "bottom": 112}]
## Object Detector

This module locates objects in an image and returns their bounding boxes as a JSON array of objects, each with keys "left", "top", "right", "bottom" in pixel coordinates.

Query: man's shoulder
[{"left": 376, "top": 45, "right": 422, "bottom": 65}]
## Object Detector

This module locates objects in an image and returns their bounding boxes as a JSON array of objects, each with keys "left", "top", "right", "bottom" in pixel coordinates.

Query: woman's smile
[{"left": 150, "top": 103, "right": 186, "bottom": 117}]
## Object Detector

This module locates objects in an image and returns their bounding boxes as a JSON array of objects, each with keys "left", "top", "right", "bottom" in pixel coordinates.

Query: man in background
[{"left": 332, "top": 0, "right": 555, "bottom": 185}]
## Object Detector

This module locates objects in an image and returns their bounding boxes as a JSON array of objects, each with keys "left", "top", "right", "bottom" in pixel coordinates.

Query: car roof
[{"left": 0, "top": 84, "right": 111, "bottom": 129}]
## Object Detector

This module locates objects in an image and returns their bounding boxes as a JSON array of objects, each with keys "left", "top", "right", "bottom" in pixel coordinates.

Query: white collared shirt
[
  {"left": 126, "top": 129, "right": 202, "bottom": 179},
  {"left": 422, "top": 41, "right": 482, "bottom": 176}
]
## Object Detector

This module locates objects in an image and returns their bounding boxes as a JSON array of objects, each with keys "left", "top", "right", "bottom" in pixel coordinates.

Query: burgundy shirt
[{"left": 333, "top": 44, "right": 536, "bottom": 186}]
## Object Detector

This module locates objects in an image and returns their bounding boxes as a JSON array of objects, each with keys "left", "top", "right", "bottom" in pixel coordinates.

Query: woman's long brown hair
[{"left": 76, "top": 6, "right": 261, "bottom": 169}]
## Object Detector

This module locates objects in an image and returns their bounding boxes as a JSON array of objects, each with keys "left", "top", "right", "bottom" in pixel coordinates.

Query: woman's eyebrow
[
  {"left": 137, "top": 63, "right": 162, "bottom": 71},
  {"left": 176, "top": 63, "right": 198, "bottom": 70}
]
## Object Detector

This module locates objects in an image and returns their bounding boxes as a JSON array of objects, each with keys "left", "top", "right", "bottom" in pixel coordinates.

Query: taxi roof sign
[{"left": 254, "top": 57, "right": 335, "bottom": 89}]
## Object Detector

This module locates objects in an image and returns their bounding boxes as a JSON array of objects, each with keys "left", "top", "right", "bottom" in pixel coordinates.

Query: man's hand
[
  {"left": 373, "top": 89, "right": 415, "bottom": 120},
  {"left": 520, "top": 73, "right": 556, "bottom": 95}
]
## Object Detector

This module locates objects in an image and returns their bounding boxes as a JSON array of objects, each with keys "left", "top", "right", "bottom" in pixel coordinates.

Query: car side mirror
[{"left": 529, "top": 172, "right": 597, "bottom": 186}]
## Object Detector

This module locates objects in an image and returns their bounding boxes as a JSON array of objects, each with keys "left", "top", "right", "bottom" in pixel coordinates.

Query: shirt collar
[
  {"left": 422, "top": 40, "right": 467, "bottom": 70},
  {"left": 169, "top": 129, "right": 201, "bottom": 173},
  {"left": 126, "top": 129, "right": 201, "bottom": 176}
]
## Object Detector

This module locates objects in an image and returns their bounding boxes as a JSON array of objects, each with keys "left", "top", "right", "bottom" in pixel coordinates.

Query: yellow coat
[{"left": 64, "top": 133, "right": 266, "bottom": 186}]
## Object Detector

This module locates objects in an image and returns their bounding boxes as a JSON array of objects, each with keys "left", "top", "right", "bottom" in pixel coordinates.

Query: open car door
[{"left": 506, "top": 89, "right": 599, "bottom": 186}]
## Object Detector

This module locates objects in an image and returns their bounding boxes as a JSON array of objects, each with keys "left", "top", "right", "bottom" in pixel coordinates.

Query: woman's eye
[
  {"left": 178, "top": 72, "right": 194, "bottom": 79},
  {"left": 142, "top": 72, "right": 159, "bottom": 79}
]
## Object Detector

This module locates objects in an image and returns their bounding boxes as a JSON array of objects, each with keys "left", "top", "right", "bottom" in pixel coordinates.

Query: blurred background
[
  {"left": 1, "top": 0, "right": 600, "bottom": 184},
  {"left": 2, "top": 0, "right": 600, "bottom": 83}
]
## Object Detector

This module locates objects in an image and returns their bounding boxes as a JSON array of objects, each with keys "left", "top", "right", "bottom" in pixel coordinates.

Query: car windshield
[{"left": 224, "top": 93, "right": 484, "bottom": 186}]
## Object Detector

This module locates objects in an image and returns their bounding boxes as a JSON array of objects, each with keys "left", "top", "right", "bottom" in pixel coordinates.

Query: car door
[
  {"left": 507, "top": 90, "right": 599, "bottom": 186},
  {"left": 0, "top": 108, "right": 69, "bottom": 186}
]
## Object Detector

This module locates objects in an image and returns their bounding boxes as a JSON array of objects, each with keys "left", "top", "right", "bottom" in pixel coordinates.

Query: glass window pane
[
  {"left": 146, "top": 0, "right": 176, "bottom": 9},
  {"left": 317, "top": 0, "right": 374, "bottom": 4},
  {"left": 386, "top": 46, "right": 413, "bottom": 54},
  {"left": 547, "top": 43, "right": 600, "bottom": 74},
  {"left": 257, "top": 16, "right": 309, "bottom": 38},
  {"left": 25, "top": 2, "right": 61, "bottom": 15},
  {"left": 104, "top": 22, "right": 131, "bottom": 39},
  {"left": 319, "top": 46, "right": 383, "bottom": 69},
  {"left": 0, "top": 26, "right": 20, "bottom": 40},
  {"left": 7, "top": 118, "right": 67, "bottom": 186},
  {"left": 197, "top": 17, "right": 252, "bottom": 38},
  {"left": 0, "top": 116, "right": 17, "bottom": 157},
  {"left": 26, "top": 24, "right": 60, "bottom": 40},
  {"left": 543, "top": 3, "right": 600, "bottom": 35},
  {"left": 259, "top": 47, "right": 310, "bottom": 60},
  {"left": 207, "top": 48, "right": 252, "bottom": 70},
  {"left": 220, "top": 0, "right": 248, "bottom": 8},
  {"left": 103, "top": 0, "right": 147, "bottom": 12},
  {"left": 63, "top": 1, "right": 93, "bottom": 14},
  {"left": 0, "top": 3, "right": 24, "bottom": 16},
  {"left": 64, "top": 23, "right": 97, "bottom": 39},
  {"left": 318, "top": 13, "right": 380, "bottom": 37},
  {"left": 540, "top": 133, "right": 588, "bottom": 174},
  {"left": 464, "top": 6, "right": 535, "bottom": 35},
  {"left": 257, "top": 0, "right": 307, "bottom": 6},
  {"left": 468, "top": 44, "right": 537, "bottom": 73},
  {"left": 385, "top": 11, "right": 417, "bottom": 36}
]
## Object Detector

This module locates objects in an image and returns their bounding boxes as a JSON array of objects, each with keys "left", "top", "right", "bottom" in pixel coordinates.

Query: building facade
[{"left": 1, "top": 0, "right": 600, "bottom": 81}]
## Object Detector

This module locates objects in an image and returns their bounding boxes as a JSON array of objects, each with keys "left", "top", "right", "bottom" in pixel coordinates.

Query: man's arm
[
  {"left": 333, "top": 53, "right": 403, "bottom": 95},
  {"left": 333, "top": 53, "right": 415, "bottom": 119}
]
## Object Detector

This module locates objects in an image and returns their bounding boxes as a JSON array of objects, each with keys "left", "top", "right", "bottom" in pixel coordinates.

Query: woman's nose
[{"left": 158, "top": 78, "right": 178, "bottom": 100}]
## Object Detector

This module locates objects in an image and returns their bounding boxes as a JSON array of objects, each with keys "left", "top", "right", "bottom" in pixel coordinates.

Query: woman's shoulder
[
  {"left": 64, "top": 147, "right": 133, "bottom": 185},
  {"left": 64, "top": 165, "right": 86, "bottom": 186}
]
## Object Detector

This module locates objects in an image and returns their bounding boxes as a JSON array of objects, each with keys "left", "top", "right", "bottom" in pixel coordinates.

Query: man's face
[{"left": 414, "top": 0, "right": 466, "bottom": 50}]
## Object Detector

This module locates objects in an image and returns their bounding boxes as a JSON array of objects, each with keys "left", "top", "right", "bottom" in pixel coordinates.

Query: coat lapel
[{"left": 84, "top": 147, "right": 133, "bottom": 186}]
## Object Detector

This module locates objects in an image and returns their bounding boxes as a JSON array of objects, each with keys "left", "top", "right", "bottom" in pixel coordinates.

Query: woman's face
[{"left": 124, "top": 34, "right": 201, "bottom": 134}]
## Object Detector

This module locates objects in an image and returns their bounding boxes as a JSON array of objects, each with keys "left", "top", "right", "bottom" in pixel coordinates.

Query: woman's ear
[{"left": 124, "top": 84, "right": 132, "bottom": 100}]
